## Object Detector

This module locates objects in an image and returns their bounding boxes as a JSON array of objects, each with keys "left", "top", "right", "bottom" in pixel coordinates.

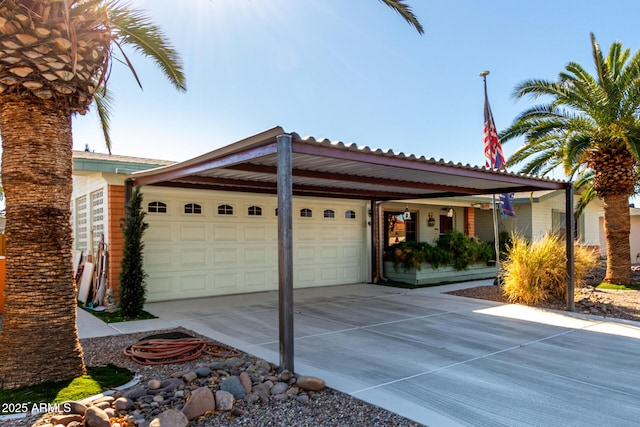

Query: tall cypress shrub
[{"left": 119, "top": 186, "right": 149, "bottom": 317}]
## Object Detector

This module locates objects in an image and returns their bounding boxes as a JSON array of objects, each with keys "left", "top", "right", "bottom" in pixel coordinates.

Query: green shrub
[
  {"left": 119, "top": 186, "right": 149, "bottom": 318},
  {"left": 384, "top": 230, "right": 493, "bottom": 271},
  {"left": 501, "top": 233, "right": 597, "bottom": 305}
]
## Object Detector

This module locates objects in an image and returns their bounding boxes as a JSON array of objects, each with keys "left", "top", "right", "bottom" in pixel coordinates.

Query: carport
[{"left": 127, "top": 126, "right": 572, "bottom": 373}]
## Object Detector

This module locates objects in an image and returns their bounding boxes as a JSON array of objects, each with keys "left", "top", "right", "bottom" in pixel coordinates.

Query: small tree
[{"left": 119, "top": 186, "right": 149, "bottom": 317}]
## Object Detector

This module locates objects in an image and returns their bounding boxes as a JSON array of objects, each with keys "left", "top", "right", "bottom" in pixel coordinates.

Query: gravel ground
[
  {"left": 0, "top": 327, "right": 423, "bottom": 427},
  {"left": 447, "top": 263, "right": 640, "bottom": 322}
]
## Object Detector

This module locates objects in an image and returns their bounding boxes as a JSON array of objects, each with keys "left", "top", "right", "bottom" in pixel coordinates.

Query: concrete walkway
[{"left": 79, "top": 280, "right": 640, "bottom": 426}]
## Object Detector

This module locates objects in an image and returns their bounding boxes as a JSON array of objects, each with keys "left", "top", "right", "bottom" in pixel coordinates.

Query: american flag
[
  {"left": 483, "top": 89, "right": 505, "bottom": 169},
  {"left": 483, "top": 83, "right": 515, "bottom": 217}
]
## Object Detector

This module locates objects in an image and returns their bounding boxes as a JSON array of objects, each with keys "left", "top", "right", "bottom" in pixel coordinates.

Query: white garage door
[{"left": 141, "top": 187, "right": 369, "bottom": 302}]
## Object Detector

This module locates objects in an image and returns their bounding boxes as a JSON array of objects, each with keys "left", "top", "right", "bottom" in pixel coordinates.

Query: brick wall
[
  {"left": 107, "top": 184, "right": 125, "bottom": 299},
  {"left": 464, "top": 207, "right": 475, "bottom": 237}
]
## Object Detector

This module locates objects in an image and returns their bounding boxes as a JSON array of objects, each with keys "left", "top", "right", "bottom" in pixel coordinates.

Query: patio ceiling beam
[
  {"left": 148, "top": 177, "right": 423, "bottom": 200},
  {"left": 291, "top": 142, "right": 566, "bottom": 190},
  {"left": 223, "top": 164, "right": 483, "bottom": 195}
]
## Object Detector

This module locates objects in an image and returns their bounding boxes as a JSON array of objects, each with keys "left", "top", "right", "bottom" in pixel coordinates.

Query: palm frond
[
  {"left": 107, "top": 0, "right": 186, "bottom": 92},
  {"left": 378, "top": 0, "right": 424, "bottom": 34},
  {"left": 92, "top": 83, "right": 115, "bottom": 154}
]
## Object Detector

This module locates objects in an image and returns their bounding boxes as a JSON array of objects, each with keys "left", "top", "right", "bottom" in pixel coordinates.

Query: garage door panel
[
  {"left": 181, "top": 274, "right": 207, "bottom": 291},
  {"left": 146, "top": 247, "right": 173, "bottom": 269},
  {"left": 321, "top": 267, "right": 338, "bottom": 281},
  {"left": 320, "top": 227, "right": 338, "bottom": 240},
  {"left": 146, "top": 224, "right": 172, "bottom": 242},
  {"left": 296, "top": 246, "right": 316, "bottom": 261},
  {"left": 213, "top": 247, "right": 238, "bottom": 264},
  {"left": 180, "top": 247, "right": 208, "bottom": 267},
  {"left": 244, "top": 247, "right": 270, "bottom": 264},
  {"left": 342, "top": 245, "right": 361, "bottom": 260},
  {"left": 213, "top": 226, "right": 237, "bottom": 241},
  {"left": 321, "top": 246, "right": 338, "bottom": 260},
  {"left": 343, "top": 227, "right": 362, "bottom": 240},
  {"left": 146, "top": 275, "right": 174, "bottom": 297},
  {"left": 213, "top": 272, "right": 240, "bottom": 290},
  {"left": 297, "top": 225, "right": 317, "bottom": 241},
  {"left": 180, "top": 225, "right": 208, "bottom": 241},
  {"left": 143, "top": 190, "right": 367, "bottom": 301},
  {"left": 297, "top": 268, "right": 316, "bottom": 283},
  {"left": 343, "top": 266, "right": 360, "bottom": 280},
  {"left": 244, "top": 226, "right": 269, "bottom": 241},
  {"left": 245, "top": 270, "right": 273, "bottom": 290}
]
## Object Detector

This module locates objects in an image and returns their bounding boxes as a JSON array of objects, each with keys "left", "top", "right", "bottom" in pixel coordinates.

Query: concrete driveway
[{"left": 137, "top": 280, "right": 640, "bottom": 426}]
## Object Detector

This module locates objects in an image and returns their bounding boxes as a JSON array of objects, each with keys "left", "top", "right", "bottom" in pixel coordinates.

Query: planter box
[{"left": 383, "top": 261, "right": 496, "bottom": 286}]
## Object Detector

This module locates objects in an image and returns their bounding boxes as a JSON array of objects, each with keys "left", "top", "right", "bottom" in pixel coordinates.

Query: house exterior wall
[
  {"left": 72, "top": 172, "right": 129, "bottom": 299},
  {"left": 464, "top": 192, "right": 602, "bottom": 248},
  {"left": 382, "top": 202, "right": 466, "bottom": 244}
]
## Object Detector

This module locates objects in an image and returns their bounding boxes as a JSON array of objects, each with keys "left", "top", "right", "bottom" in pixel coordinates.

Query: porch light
[
  {"left": 403, "top": 206, "right": 411, "bottom": 220},
  {"left": 441, "top": 207, "right": 455, "bottom": 218},
  {"left": 427, "top": 213, "right": 435, "bottom": 227}
]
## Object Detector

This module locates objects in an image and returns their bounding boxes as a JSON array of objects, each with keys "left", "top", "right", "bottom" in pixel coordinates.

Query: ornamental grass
[{"left": 501, "top": 233, "right": 597, "bottom": 305}]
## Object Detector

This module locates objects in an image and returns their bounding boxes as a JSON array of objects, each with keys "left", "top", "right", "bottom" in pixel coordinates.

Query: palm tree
[
  {"left": 0, "top": 0, "right": 186, "bottom": 389},
  {"left": 501, "top": 33, "right": 640, "bottom": 285}
]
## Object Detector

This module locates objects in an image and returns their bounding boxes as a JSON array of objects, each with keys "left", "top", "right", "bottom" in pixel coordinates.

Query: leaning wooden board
[{"left": 77, "top": 261, "right": 94, "bottom": 304}]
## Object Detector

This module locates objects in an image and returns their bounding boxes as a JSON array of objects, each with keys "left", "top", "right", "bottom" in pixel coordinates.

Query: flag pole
[{"left": 480, "top": 70, "right": 502, "bottom": 286}]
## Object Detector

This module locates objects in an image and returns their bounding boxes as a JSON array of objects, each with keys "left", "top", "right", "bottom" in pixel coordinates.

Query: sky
[{"left": 71, "top": 0, "right": 640, "bottom": 179}]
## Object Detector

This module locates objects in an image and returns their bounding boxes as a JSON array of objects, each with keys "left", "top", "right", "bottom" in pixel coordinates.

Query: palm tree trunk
[
  {"left": 602, "top": 193, "right": 632, "bottom": 285},
  {"left": 0, "top": 97, "right": 85, "bottom": 389}
]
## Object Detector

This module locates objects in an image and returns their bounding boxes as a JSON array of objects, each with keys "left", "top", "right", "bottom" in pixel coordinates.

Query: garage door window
[
  {"left": 218, "top": 204, "right": 233, "bottom": 215},
  {"left": 300, "top": 208, "right": 312, "bottom": 218},
  {"left": 323, "top": 209, "right": 335, "bottom": 218},
  {"left": 148, "top": 201, "right": 167, "bottom": 213},
  {"left": 345, "top": 210, "right": 356, "bottom": 219},
  {"left": 248, "top": 206, "right": 262, "bottom": 216},
  {"left": 184, "top": 203, "right": 202, "bottom": 214}
]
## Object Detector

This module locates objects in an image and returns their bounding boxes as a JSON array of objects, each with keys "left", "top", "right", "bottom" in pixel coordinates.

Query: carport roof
[{"left": 128, "top": 126, "right": 569, "bottom": 200}]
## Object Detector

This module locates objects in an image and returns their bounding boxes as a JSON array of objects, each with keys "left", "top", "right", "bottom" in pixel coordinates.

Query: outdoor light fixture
[
  {"left": 403, "top": 206, "right": 411, "bottom": 220},
  {"left": 427, "top": 213, "right": 435, "bottom": 227},
  {"left": 441, "top": 207, "right": 455, "bottom": 218}
]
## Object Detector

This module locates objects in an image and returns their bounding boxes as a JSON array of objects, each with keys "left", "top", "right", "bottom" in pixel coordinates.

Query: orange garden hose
[{"left": 123, "top": 337, "right": 242, "bottom": 365}]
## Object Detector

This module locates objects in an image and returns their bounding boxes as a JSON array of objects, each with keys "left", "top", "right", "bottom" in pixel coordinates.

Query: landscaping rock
[
  {"left": 125, "top": 386, "right": 147, "bottom": 400},
  {"left": 147, "top": 379, "right": 162, "bottom": 390},
  {"left": 181, "top": 386, "right": 215, "bottom": 420},
  {"left": 195, "top": 366, "right": 211, "bottom": 377},
  {"left": 149, "top": 409, "right": 188, "bottom": 427},
  {"left": 61, "top": 401, "right": 87, "bottom": 416},
  {"left": 183, "top": 371, "right": 197, "bottom": 383},
  {"left": 271, "top": 382, "right": 289, "bottom": 395},
  {"left": 114, "top": 397, "right": 133, "bottom": 411},
  {"left": 296, "top": 376, "right": 326, "bottom": 391},
  {"left": 239, "top": 371, "right": 252, "bottom": 394},
  {"left": 254, "top": 359, "right": 271, "bottom": 375},
  {"left": 251, "top": 383, "right": 271, "bottom": 401},
  {"left": 220, "top": 375, "right": 246, "bottom": 399},
  {"left": 215, "top": 390, "right": 234, "bottom": 411},
  {"left": 84, "top": 406, "right": 111, "bottom": 427},
  {"left": 51, "top": 413, "right": 83, "bottom": 425}
]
